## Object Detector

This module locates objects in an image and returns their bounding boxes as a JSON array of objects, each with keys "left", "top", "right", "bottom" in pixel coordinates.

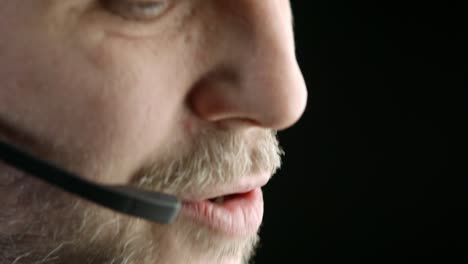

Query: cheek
[
  {"left": 0, "top": 29, "right": 182, "bottom": 180},
  {"left": 77, "top": 37, "right": 184, "bottom": 146}
]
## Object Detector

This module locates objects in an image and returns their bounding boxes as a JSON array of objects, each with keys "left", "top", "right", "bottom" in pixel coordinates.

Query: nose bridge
[
  {"left": 221, "top": 0, "right": 296, "bottom": 63},
  {"left": 247, "top": 0, "right": 295, "bottom": 53}
]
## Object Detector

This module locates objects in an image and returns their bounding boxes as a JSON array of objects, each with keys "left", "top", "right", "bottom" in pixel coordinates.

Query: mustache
[{"left": 134, "top": 129, "right": 283, "bottom": 196}]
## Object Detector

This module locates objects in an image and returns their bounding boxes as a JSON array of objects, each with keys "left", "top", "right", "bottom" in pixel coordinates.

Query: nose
[{"left": 188, "top": 1, "right": 308, "bottom": 131}]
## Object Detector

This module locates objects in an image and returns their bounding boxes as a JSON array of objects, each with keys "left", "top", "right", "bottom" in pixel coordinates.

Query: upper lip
[{"left": 180, "top": 172, "right": 271, "bottom": 202}]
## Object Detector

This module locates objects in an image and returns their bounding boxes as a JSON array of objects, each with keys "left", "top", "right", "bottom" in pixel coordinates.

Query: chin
[{"left": 149, "top": 216, "right": 260, "bottom": 264}]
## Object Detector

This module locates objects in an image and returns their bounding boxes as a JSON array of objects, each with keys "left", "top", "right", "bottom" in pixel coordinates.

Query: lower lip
[{"left": 181, "top": 188, "right": 264, "bottom": 237}]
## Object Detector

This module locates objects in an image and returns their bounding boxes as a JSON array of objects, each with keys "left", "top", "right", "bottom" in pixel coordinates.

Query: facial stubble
[{"left": 0, "top": 129, "right": 282, "bottom": 264}]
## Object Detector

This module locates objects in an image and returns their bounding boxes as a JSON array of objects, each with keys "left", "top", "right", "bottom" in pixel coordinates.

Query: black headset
[{"left": 0, "top": 140, "right": 180, "bottom": 224}]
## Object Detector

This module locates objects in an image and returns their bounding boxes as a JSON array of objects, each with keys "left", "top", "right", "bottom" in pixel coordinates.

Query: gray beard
[
  {"left": 0, "top": 182, "right": 260, "bottom": 264},
  {"left": 1, "top": 129, "right": 280, "bottom": 264}
]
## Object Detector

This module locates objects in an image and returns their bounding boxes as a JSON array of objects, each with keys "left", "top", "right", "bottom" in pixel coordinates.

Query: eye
[{"left": 101, "top": 0, "right": 169, "bottom": 21}]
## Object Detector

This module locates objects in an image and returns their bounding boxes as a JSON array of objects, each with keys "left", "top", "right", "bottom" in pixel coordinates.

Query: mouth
[
  {"left": 180, "top": 174, "right": 269, "bottom": 237},
  {"left": 208, "top": 192, "right": 248, "bottom": 204}
]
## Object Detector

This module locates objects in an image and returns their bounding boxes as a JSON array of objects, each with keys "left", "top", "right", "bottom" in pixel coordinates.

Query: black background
[{"left": 255, "top": 1, "right": 466, "bottom": 263}]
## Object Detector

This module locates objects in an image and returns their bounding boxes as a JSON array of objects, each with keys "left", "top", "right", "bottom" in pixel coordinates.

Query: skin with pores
[{"left": 0, "top": 1, "right": 307, "bottom": 263}]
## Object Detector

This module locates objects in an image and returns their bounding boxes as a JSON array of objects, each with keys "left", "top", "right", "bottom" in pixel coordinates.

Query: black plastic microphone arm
[{"left": 0, "top": 140, "right": 181, "bottom": 224}]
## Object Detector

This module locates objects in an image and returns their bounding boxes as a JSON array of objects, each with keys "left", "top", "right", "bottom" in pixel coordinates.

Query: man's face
[{"left": 0, "top": 0, "right": 307, "bottom": 263}]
